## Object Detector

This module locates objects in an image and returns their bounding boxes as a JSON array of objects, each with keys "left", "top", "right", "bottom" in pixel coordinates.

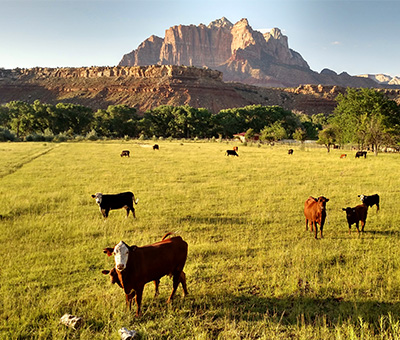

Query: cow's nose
[{"left": 116, "top": 264, "right": 125, "bottom": 271}]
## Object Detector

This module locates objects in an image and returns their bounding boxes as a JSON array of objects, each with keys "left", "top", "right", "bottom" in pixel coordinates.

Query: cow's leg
[
  {"left": 179, "top": 271, "right": 189, "bottom": 297},
  {"left": 129, "top": 204, "right": 136, "bottom": 218},
  {"left": 361, "top": 220, "right": 366, "bottom": 232},
  {"left": 348, "top": 223, "right": 352, "bottom": 234},
  {"left": 355, "top": 222, "right": 360, "bottom": 235},
  {"left": 124, "top": 206, "right": 130, "bottom": 217},
  {"left": 314, "top": 223, "right": 318, "bottom": 239},
  {"left": 376, "top": 203, "right": 380, "bottom": 212},
  {"left": 305, "top": 219, "right": 309, "bottom": 231},
  {"left": 126, "top": 292, "right": 135, "bottom": 311},
  {"left": 102, "top": 209, "right": 109, "bottom": 218},
  {"left": 320, "top": 224, "right": 323, "bottom": 239},
  {"left": 167, "top": 272, "right": 181, "bottom": 303},
  {"left": 135, "top": 287, "right": 144, "bottom": 317},
  {"left": 154, "top": 279, "right": 160, "bottom": 297}
]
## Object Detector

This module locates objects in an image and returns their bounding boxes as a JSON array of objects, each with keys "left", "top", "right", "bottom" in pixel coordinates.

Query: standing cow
[
  {"left": 304, "top": 196, "right": 329, "bottom": 239},
  {"left": 91, "top": 191, "right": 139, "bottom": 218},
  {"left": 102, "top": 233, "right": 188, "bottom": 316},
  {"left": 358, "top": 194, "right": 380, "bottom": 212},
  {"left": 226, "top": 150, "right": 239, "bottom": 157},
  {"left": 342, "top": 204, "right": 368, "bottom": 235}
]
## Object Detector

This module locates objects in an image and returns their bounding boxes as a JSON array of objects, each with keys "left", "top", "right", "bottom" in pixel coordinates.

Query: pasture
[{"left": 1, "top": 141, "right": 400, "bottom": 339}]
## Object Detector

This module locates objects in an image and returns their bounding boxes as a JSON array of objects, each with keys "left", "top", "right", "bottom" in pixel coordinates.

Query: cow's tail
[
  {"left": 162, "top": 232, "right": 175, "bottom": 240},
  {"left": 131, "top": 193, "right": 139, "bottom": 205}
]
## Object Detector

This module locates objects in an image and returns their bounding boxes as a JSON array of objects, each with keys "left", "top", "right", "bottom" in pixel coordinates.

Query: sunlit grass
[{"left": 1, "top": 141, "right": 400, "bottom": 339}]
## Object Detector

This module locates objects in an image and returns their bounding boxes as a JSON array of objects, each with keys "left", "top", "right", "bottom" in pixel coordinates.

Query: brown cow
[
  {"left": 340, "top": 154, "right": 347, "bottom": 158},
  {"left": 288, "top": 149, "right": 294, "bottom": 155},
  {"left": 233, "top": 146, "right": 238, "bottom": 152},
  {"left": 304, "top": 196, "right": 329, "bottom": 239},
  {"left": 120, "top": 150, "right": 130, "bottom": 157},
  {"left": 342, "top": 203, "right": 368, "bottom": 234},
  {"left": 103, "top": 232, "right": 188, "bottom": 316}
]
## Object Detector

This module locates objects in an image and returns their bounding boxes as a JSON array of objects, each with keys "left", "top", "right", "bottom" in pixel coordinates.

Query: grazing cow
[
  {"left": 226, "top": 150, "right": 239, "bottom": 157},
  {"left": 355, "top": 151, "right": 367, "bottom": 158},
  {"left": 340, "top": 154, "right": 347, "bottom": 159},
  {"left": 288, "top": 149, "right": 294, "bottom": 155},
  {"left": 358, "top": 194, "right": 380, "bottom": 212},
  {"left": 91, "top": 191, "right": 139, "bottom": 218},
  {"left": 153, "top": 144, "right": 159, "bottom": 150},
  {"left": 103, "top": 232, "right": 189, "bottom": 316},
  {"left": 304, "top": 196, "right": 329, "bottom": 239},
  {"left": 233, "top": 146, "right": 239, "bottom": 152},
  {"left": 120, "top": 150, "right": 130, "bottom": 157},
  {"left": 342, "top": 204, "right": 368, "bottom": 234}
]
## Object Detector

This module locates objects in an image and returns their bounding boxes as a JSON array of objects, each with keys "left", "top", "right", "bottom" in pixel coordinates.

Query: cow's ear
[
  {"left": 103, "top": 248, "right": 114, "bottom": 256},
  {"left": 129, "top": 245, "right": 138, "bottom": 252},
  {"left": 326, "top": 199, "right": 330, "bottom": 202},
  {"left": 342, "top": 208, "right": 346, "bottom": 211},
  {"left": 102, "top": 270, "right": 110, "bottom": 275},
  {"left": 91, "top": 194, "right": 96, "bottom": 198}
]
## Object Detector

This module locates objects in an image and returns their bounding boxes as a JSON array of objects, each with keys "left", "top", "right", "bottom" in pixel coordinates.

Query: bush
[{"left": 0, "top": 128, "right": 16, "bottom": 141}]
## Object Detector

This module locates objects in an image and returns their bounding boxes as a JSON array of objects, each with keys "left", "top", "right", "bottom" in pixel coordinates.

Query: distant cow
[
  {"left": 342, "top": 204, "right": 368, "bottom": 234},
  {"left": 120, "top": 150, "right": 130, "bottom": 157},
  {"left": 358, "top": 194, "right": 380, "bottom": 212},
  {"left": 91, "top": 191, "right": 139, "bottom": 218},
  {"left": 233, "top": 146, "right": 239, "bottom": 152},
  {"left": 153, "top": 144, "right": 159, "bottom": 150},
  {"left": 103, "top": 232, "right": 188, "bottom": 316},
  {"left": 288, "top": 149, "right": 294, "bottom": 155},
  {"left": 226, "top": 150, "right": 239, "bottom": 157},
  {"left": 355, "top": 151, "right": 367, "bottom": 158},
  {"left": 304, "top": 196, "right": 329, "bottom": 239},
  {"left": 340, "top": 154, "right": 347, "bottom": 159}
]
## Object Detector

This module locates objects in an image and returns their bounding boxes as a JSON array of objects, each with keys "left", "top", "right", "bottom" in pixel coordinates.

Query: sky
[{"left": 0, "top": 0, "right": 398, "bottom": 77}]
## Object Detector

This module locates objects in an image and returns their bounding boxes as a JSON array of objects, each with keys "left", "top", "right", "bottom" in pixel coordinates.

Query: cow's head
[
  {"left": 102, "top": 268, "right": 123, "bottom": 288},
  {"left": 103, "top": 241, "right": 137, "bottom": 272},
  {"left": 91, "top": 193, "right": 103, "bottom": 205},
  {"left": 358, "top": 195, "right": 365, "bottom": 203},
  {"left": 317, "top": 196, "right": 329, "bottom": 209},
  {"left": 342, "top": 207, "right": 356, "bottom": 218}
]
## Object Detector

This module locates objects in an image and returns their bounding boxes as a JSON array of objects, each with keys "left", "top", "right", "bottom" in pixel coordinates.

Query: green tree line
[
  {"left": 1, "top": 88, "right": 399, "bottom": 155},
  {"left": 0, "top": 101, "right": 321, "bottom": 142}
]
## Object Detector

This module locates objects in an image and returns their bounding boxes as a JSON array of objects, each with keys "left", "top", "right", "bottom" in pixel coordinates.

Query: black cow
[
  {"left": 121, "top": 150, "right": 130, "bottom": 157},
  {"left": 226, "top": 150, "right": 239, "bottom": 157},
  {"left": 91, "top": 192, "right": 139, "bottom": 218},
  {"left": 288, "top": 149, "right": 294, "bottom": 155},
  {"left": 153, "top": 144, "right": 159, "bottom": 150},
  {"left": 358, "top": 194, "right": 380, "bottom": 211},
  {"left": 355, "top": 151, "right": 367, "bottom": 158}
]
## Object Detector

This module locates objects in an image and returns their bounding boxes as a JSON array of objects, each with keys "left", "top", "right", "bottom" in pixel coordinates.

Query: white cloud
[{"left": 331, "top": 41, "right": 341, "bottom": 45}]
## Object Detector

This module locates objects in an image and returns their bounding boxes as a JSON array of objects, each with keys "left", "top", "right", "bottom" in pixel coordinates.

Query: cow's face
[
  {"left": 114, "top": 241, "right": 130, "bottom": 271},
  {"left": 358, "top": 195, "right": 365, "bottom": 203},
  {"left": 92, "top": 193, "right": 103, "bottom": 205},
  {"left": 342, "top": 207, "right": 355, "bottom": 218},
  {"left": 318, "top": 196, "right": 329, "bottom": 209}
]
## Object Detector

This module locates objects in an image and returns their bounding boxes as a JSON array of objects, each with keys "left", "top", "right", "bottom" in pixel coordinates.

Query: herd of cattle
[{"left": 92, "top": 145, "right": 379, "bottom": 317}]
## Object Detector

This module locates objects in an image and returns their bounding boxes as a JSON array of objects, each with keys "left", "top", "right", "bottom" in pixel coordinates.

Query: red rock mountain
[{"left": 119, "top": 17, "right": 378, "bottom": 88}]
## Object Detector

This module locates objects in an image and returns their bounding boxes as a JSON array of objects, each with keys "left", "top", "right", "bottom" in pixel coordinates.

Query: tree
[
  {"left": 260, "top": 121, "right": 287, "bottom": 143},
  {"left": 317, "top": 125, "right": 337, "bottom": 152},
  {"left": 293, "top": 128, "right": 307, "bottom": 143},
  {"left": 332, "top": 88, "right": 400, "bottom": 155}
]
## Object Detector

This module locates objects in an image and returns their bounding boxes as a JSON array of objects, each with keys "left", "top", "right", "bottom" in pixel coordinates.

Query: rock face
[
  {"left": 357, "top": 74, "right": 400, "bottom": 86},
  {"left": 1, "top": 65, "right": 400, "bottom": 115},
  {"left": 119, "top": 17, "right": 379, "bottom": 88}
]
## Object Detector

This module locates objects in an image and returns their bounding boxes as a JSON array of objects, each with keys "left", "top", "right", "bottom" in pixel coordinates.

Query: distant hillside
[
  {"left": 357, "top": 74, "right": 400, "bottom": 86},
  {"left": 1, "top": 66, "right": 399, "bottom": 116},
  {"left": 119, "top": 17, "right": 380, "bottom": 89}
]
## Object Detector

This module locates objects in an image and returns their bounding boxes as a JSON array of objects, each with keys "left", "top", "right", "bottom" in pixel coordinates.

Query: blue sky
[{"left": 0, "top": 0, "right": 398, "bottom": 77}]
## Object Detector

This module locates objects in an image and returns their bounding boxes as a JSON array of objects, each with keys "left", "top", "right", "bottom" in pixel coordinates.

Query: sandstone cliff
[
  {"left": 119, "top": 17, "right": 379, "bottom": 88},
  {"left": 1, "top": 65, "right": 399, "bottom": 116}
]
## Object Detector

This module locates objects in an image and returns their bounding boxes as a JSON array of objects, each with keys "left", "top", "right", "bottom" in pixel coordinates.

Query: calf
[
  {"left": 342, "top": 204, "right": 368, "bottom": 234},
  {"left": 226, "top": 150, "right": 239, "bottom": 157},
  {"left": 358, "top": 194, "right": 380, "bottom": 212},
  {"left": 304, "top": 196, "right": 329, "bottom": 239},
  {"left": 153, "top": 144, "right": 159, "bottom": 150},
  {"left": 288, "top": 149, "right": 294, "bottom": 155},
  {"left": 103, "top": 232, "right": 188, "bottom": 316},
  {"left": 355, "top": 151, "right": 367, "bottom": 158},
  {"left": 91, "top": 191, "right": 139, "bottom": 218},
  {"left": 340, "top": 154, "right": 347, "bottom": 159},
  {"left": 233, "top": 146, "right": 238, "bottom": 152},
  {"left": 120, "top": 150, "right": 130, "bottom": 157}
]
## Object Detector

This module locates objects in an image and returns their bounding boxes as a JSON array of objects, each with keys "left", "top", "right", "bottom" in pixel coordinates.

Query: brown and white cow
[
  {"left": 342, "top": 203, "right": 368, "bottom": 234},
  {"left": 103, "top": 233, "right": 188, "bottom": 316},
  {"left": 304, "top": 196, "right": 329, "bottom": 239}
]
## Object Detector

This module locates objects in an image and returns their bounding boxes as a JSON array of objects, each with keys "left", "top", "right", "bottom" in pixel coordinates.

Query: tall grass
[{"left": 1, "top": 141, "right": 400, "bottom": 339}]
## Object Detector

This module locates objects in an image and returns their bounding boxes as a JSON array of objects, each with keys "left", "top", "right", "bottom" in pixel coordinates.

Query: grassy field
[{"left": 1, "top": 140, "right": 400, "bottom": 339}]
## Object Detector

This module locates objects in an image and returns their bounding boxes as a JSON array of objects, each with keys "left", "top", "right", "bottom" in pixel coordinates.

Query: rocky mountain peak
[
  {"left": 119, "top": 18, "right": 380, "bottom": 88},
  {"left": 207, "top": 17, "right": 233, "bottom": 29}
]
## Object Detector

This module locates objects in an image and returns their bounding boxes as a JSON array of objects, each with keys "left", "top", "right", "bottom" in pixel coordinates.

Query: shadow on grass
[{"left": 178, "top": 214, "right": 248, "bottom": 226}]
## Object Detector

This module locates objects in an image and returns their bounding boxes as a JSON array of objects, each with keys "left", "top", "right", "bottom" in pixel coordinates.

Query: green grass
[{"left": 1, "top": 140, "right": 400, "bottom": 339}]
